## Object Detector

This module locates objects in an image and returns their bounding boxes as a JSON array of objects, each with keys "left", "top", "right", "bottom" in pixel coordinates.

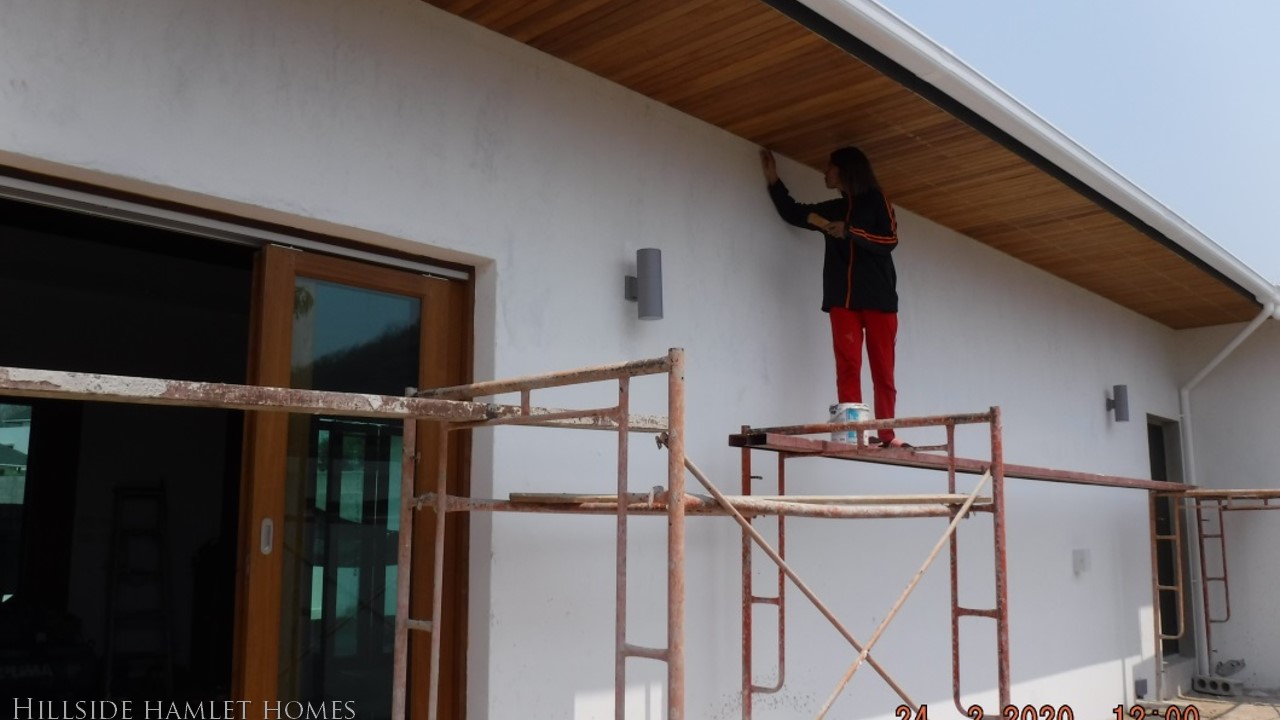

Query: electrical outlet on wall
[{"left": 1072, "top": 548, "right": 1091, "bottom": 577}]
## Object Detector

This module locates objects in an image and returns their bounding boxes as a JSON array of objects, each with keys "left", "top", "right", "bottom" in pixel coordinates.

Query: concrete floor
[{"left": 1143, "top": 695, "right": 1280, "bottom": 720}]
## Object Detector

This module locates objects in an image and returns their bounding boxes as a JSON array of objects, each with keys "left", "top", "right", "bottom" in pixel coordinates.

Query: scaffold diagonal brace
[
  {"left": 666, "top": 441, "right": 919, "bottom": 711},
  {"left": 816, "top": 472, "right": 991, "bottom": 719}
]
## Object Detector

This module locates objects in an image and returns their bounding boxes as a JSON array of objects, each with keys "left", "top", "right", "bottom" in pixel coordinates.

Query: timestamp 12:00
[{"left": 895, "top": 704, "right": 1202, "bottom": 720}]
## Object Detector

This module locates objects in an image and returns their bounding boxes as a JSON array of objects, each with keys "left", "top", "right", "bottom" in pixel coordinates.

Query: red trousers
[{"left": 829, "top": 307, "right": 898, "bottom": 441}]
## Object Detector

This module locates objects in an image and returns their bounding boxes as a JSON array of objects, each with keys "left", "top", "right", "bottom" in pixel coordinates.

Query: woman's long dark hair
[{"left": 830, "top": 146, "right": 880, "bottom": 195}]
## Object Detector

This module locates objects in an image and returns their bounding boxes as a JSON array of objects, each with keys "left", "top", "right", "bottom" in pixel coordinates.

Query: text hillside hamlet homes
[{"left": 2, "top": 0, "right": 1279, "bottom": 718}]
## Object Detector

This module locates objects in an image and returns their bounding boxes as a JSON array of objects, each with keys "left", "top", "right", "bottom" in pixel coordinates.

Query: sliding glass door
[{"left": 235, "top": 246, "right": 470, "bottom": 720}]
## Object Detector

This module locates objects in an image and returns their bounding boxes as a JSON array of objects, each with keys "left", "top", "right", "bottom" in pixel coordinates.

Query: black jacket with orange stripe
[{"left": 767, "top": 179, "right": 899, "bottom": 313}]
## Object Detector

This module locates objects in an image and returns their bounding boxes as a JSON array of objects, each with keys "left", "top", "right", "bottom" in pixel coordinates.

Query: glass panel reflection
[
  {"left": 0, "top": 403, "right": 32, "bottom": 605},
  {"left": 278, "top": 279, "right": 419, "bottom": 720}
]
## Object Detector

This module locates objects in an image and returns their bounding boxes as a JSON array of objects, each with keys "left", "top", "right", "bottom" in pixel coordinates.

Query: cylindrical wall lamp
[
  {"left": 624, "top": 248, "right": 663, "bottom": 321},
  {"left": 1107, "top": 384, "right": 1130, "bottom": 422}
]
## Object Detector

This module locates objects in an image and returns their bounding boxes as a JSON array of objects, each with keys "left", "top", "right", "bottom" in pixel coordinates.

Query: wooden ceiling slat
[
  {"left": 627, "top": 36, "right": 806, "bottom": 101},
  {"left": 494, "top": 0, "right": 622, "bottom": 44},
  {"left": 442, "top": 0, "right": 563, "bottom": 30},
  {"left": 652, "top": 39, "right": 844, "bottom": 109},
  {"left": 429, "top": 0, "right": 493, "bottom": 18},
  {"left": 423, "top": 0, "right": 1259, "bottom": 327},
  {"left": 728, "top": 83, "right": 922, "bottom": 140},
  {"left": 587, "top": 7, "right": 780, "bottom": 82},
  {"left": 727, "top": 81, "right": 906, "bottom": 137},
  {"left": 616, "top": 1, "right": 763, "bottom": 55},
  {"left": 535, "top": 0, "right": 699, "bottom": 58},
  {"left": 760, "top": 109, "right": 951, "bottom": 165}
]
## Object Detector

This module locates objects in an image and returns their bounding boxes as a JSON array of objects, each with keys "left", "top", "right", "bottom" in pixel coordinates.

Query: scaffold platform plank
[
  {"left": 1178, "top": 488, "right": 1280, "bottom": 499},
  {"left": 729, "top": 431, "right": 1185, "bottom": 492},
  {"left": 420, "top": 492, "right": 986, "bottom": 519},
  {"left": 510, "top": 492, "right": 991, "bottom": 507}
]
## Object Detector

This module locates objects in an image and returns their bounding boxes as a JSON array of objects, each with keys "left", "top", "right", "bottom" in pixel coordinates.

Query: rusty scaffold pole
[
  {"left": 391, "top": 415, "right": 418, "bottom": 720},
  {"left": 741, "top": 447, "right": 788, "bottom": 720},
  {"left": 817, "top": 472, "right": 992, "bottom": 718},
  {"left": 0, "top": 359, "right": 683, "bottom": 719},
  {"left": 730, "top": 409, "right": 1009, "bottom": 717},
  {"left": 409, "top": 348, "right": 686, "bottom": 720},
  {"left": 666, "top": 348, "right": 687, "bottom": 719},
  {"left": 1181, "top": 488, "right": 1280, "bottom": 691},
  {"left": 1, "top": 358, "right": 1217, "bottom": 718},
  {"left": 729, "top": 405, "right": 1196, "bottom": 715},
  {"left": 615, "top": 374, "right": 631, "bottom": 720}
]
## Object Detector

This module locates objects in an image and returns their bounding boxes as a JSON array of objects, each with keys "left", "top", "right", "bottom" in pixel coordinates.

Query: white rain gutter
[
  {"left": 794, "top": 0, "right": 1280, "bottom": 690},
  {"left": 1179, "top": 299, "right": 1275, "bottom": 677},
  {"left": 793, "top": 0, "right": 1280, "bottom": 311},
  {"left": 1181, "top": 300, "right": 1277, "bottom": 487}
]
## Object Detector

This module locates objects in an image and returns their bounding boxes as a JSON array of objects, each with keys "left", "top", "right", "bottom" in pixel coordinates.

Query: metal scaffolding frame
[
  {"left": 1150, "top": 488, "right": 1280, "bottom": 698},
  {"left": 731, "top": 413, "right": 1246, "bottom": 715},
  {"left": 0, "top": 356, "right": 691, "bottom": 720},
  {"left": 9, "top": 354, "right": 1269, "bottom": 718},
  {"left": 402, "top": 348, "right": 689, "bottom": 720},
  {"left": 729, "top": 411, "right": 1008, "bottom": 717},
  {"left": 399, "top": 350, "right": 1004, "bottom": 718}
]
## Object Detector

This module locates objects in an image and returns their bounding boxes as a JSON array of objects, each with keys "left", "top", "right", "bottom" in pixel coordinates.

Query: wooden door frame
[{"left": 232, "top": 245, "right": 472, "bottom": 718}]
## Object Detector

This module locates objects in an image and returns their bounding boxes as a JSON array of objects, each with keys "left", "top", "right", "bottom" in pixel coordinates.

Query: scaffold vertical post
[
  {"left": 741, "top": 446, "right": 787, "bottom": 720},
  {"left": 948, "top": 421, "right": 963, "bottom": 713},
  {"left": 1196, "top": 498, "right": 1228, "bottom": 664},
  {"left": 1200, "top": 499, "right": 1231, "bottom": 629},
  {"left": 1149, "top": 492, "right": 1164, "bottom": 702},
  {"left": 1198, "top": 497, "right": 1215, "bottom": 671},
  {"left": 774, "top": 453, "right": 787, "bottom": 699},
  {"left": 391, "top": 416, "right": 417, "bottom": 720},
  {"left": 991, "top": 407, "right": 1010, "bottom": 708},
  {"left": 667, "top": 348, "right": 686, "bottom": 720},
  {"left": 1174, "top": 497, "right": 1187, "bottom": 638},
  {"left": 428, "top": 423, "right": 450, "bottom": 720},
  {"left": 740, "top": 433, "right": 753, "bottom": 720},
  {"left": 615, "top": 377, "right": 630, "bottom": 720}
]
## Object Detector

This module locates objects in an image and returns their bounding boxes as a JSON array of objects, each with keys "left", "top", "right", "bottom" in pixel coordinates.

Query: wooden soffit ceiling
[{"left": 426, "top": 0, "right": 1258, "bottom": 328}]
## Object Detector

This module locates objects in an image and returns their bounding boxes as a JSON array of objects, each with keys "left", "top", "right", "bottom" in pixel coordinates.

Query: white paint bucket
[{"left": 828, "top": 402, "right": 871, "bottom": 443}]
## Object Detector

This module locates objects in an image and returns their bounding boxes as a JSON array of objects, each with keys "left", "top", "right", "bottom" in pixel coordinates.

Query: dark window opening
[{"left": 0, "top": 197, "right": 253, "bottom": 700}]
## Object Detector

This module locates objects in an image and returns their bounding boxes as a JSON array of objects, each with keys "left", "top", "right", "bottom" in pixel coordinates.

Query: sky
[{"left": 873, "top": 0, "right": 1280, "bottom": 284}]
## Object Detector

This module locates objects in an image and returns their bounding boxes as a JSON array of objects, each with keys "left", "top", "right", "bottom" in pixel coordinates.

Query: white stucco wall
[
  {"left": 1175, "top": 322, "right": 1280, "bottom": 691},
  {"left": 0, "top": 0, "right": 1200, "bottom": 715}
]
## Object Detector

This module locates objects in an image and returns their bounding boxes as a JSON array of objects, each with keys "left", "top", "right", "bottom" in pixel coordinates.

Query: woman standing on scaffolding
[{"left": 761, "top": 146, "right": 906, "bottom": 448}]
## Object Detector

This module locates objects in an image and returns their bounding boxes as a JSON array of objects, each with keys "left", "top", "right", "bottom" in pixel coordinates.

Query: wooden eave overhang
[{"left": 426, "top": 0, "right": 1261, "bottom": 328}]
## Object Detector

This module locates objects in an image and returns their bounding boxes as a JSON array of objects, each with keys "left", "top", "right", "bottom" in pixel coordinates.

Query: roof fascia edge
[{"left": 780, "top": 0, "right": 1278, "bottom": 309}]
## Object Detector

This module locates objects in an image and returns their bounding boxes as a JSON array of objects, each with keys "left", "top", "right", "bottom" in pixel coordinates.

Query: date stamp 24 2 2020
[{"left": 895, "top": 704, "right": 1203, "bottom": 720}]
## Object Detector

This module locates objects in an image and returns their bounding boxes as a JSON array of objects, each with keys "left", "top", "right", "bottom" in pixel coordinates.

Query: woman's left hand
[{"left": 822, "top": 221, "right": 846, "bottom": 237}]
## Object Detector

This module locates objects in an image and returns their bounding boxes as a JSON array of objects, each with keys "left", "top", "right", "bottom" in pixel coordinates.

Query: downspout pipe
[{"left": 1179, "top": 300, "right": 1276, "bottom": 677}]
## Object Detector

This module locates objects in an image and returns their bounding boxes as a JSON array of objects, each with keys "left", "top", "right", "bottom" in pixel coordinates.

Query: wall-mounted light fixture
[
  {"left": 624, "top": 248, "right": 663, "bottom": 321},
  {"left": 1106, "top": 384, "right": 1130, "bottom": 422}
]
